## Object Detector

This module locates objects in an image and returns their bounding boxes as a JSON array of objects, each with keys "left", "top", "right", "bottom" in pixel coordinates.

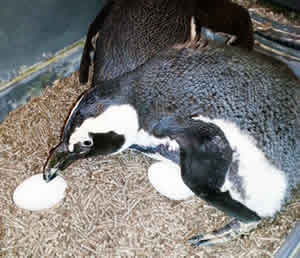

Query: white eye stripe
[
  {"left": 65, "top": 95, "right": 84, "bottom": 128},
  {"left": 68, "top": 133, "right": 93, "bottom": 152},
  {"left": 68, "top": 104, "right": 139, "bottom": 152}
]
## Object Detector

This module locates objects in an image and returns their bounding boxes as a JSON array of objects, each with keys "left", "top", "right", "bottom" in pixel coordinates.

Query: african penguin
[
  {"left": 44, "top": 44, "right": 300, "bottom": 246},
  {"left": 79, "top": 0, "right": 254, "bottom": 85}
]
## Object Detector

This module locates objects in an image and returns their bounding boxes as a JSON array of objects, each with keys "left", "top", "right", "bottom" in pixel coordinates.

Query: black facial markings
[
  {"left": 89, "top": 131, "right": 125, "bottom": 156},
  {"left": 83, "top": 140, "right": 93, "bottom": 147},
  {"left": 62, "top": 93, "right": 85, "bottom": 142},
  {"left": 62, "top": 84, "right": 124, "bottom": 145},
  {"left": 46, "top": 142, "right": 81, "bottom": 172}
]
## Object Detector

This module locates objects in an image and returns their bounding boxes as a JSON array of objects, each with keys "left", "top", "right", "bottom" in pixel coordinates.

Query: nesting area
[
  {"left": 1, "top": 1, "right": 300, "bottom": 256},
  {"left": 0, "top": 69, "right": 299, "bottom": 257}
]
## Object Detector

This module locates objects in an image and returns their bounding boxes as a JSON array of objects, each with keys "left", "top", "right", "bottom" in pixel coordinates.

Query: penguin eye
[{"left": 81, "top": 140, "right": 93, "bottom": 147}]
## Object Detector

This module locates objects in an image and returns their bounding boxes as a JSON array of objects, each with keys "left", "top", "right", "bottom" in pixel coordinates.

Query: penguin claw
[
  {"left": 189, "top": 236, "right": 228, "bottom": 247},
  {"left": 188, "top": 219, "right": 260, "bottom": 247},
  {"left": 188, "top": 234, "right": 204, "bottom": 244}
]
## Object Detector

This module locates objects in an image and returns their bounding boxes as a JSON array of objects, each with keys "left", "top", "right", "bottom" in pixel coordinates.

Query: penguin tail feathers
[{"left": 79, "top": 0, "right": 115, "bottom": 84}]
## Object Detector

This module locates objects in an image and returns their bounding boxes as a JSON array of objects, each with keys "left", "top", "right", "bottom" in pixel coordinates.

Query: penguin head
[{"left": 43, "top": 88, "right": 139, "bottom": 182}]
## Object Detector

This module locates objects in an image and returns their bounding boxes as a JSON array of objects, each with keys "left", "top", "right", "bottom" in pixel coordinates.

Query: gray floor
[
  {"left": 0, "top": 0, "right": 102, "bottom": 82},
  {"left": 268, "top": 0, "right": 300, "bottom": 11}
]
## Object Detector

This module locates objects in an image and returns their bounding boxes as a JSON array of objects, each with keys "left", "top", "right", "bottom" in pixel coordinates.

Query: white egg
[
  {"left": 13, "top": 173, "right": 67, "bottom": 211},
  {"left": 148, "top": 162, "right": 195, "bottom": 200}
]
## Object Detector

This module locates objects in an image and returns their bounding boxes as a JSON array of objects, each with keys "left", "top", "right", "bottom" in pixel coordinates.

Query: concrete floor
[
  {"left": 268, "top": 0, "right": 300, "bottom": 11},
  {"left": 0, "top": 0, "right": 102, "bottom": 82}
]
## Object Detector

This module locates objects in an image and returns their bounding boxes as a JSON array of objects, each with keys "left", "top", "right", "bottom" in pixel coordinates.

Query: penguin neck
[
  {"left": 99, "top": 71, "right": 179, "bottom": 140},
  {"left": 102, "top": 73, "right": 165, "bottom": 134},
  {"left": 95, "top": 75, "right": 180, "bottom": 160}
]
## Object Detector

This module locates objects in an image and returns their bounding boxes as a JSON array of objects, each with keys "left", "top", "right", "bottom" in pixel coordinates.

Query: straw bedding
[{"left": 0, "top": 70, "right": 299, "bottom": 257}]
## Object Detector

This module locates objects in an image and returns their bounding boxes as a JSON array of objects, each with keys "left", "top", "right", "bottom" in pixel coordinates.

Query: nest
[
  {"left": 0, "top": 69, "right": 299, "bottom": 257},
  {"left": 1, "top": 1, "right": 300, "bottom": 256}
]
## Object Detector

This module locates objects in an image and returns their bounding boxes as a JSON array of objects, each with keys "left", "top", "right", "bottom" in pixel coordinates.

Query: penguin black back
[
  {"left": 123, "top": 45, "right": 300, "bottom": 193},
  {"left": 79, "top": 0, "right": 254, "bottom": 84}
]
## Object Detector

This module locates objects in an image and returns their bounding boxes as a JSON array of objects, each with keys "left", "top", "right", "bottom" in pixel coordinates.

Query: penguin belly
[{"left": 194, "top": 115, "right": 288, "bottom": 218}]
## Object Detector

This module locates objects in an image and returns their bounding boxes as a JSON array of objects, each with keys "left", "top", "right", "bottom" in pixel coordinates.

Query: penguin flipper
[
  {"left": 79, "top": 0, "right": 115, "bottom": 84},
  {"left": 188, "top": 219, "right": 259, "bottom": 247},
  {"left": 153, "top": 117, "right": 261, "bottom": 245}
]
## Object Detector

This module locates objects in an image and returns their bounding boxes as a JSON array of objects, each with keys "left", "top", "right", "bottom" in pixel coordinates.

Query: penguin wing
[
  {"left": 79, "top": 0, "right": 115, "bottom": 84},
  {"left": 153, "top": 117, "right": 260, "bottom": 222}
]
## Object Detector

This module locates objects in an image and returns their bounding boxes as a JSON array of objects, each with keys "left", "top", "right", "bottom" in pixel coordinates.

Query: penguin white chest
[{"left": 193, "top": 115, "right": 288, "bottom": 217}]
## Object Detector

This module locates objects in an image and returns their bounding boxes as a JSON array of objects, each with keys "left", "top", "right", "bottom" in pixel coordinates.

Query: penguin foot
[
  {"left": 198, "top": 38, "right": 209, "bottom": 49},
  {"left": 173, "top": 39, "right": 203, "bottom": 50},
  {"left": 225, "top": 35, "right": 238, "bottom": 46},
  {"left": 188, "top": 219, "right": 259, "bottom": 247}
]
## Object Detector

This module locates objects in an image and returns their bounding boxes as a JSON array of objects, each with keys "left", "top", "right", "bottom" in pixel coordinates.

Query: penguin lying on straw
[
  {"left": 79, "top": 0, "right": 254, "bottom": 85},
  {"left": 44, "top": 44, "right": 300, "bottom": 246}
]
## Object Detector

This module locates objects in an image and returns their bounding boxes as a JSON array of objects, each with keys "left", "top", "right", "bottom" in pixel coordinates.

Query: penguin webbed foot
[{"left": 188, "top": 219, "right": 259, "bottom": 247}]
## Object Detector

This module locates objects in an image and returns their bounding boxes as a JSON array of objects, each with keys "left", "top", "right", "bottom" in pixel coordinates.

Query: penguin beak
[{"left": 43, "top": 142, "right": 76, "bottom": 183}]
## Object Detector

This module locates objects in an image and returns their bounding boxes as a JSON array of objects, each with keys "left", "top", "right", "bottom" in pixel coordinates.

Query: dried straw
[{"left": 0, "top": 69, "right": 299, "bottom": 257}]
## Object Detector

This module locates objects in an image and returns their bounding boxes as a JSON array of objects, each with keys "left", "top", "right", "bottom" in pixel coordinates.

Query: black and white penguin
[
  {"left": 44, "top": 44, "right": 300, "bottom": 246},
  {"left": 79, "top": 0, "right": 254, "bottom": 85}
]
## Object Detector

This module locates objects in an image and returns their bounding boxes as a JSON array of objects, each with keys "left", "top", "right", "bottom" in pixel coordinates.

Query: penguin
[
  {"left": 79, "top": 0, "right": 254, "bottom": 85},
  {"left": 44, "top": 44, "right": 300, "bottom": 246}
]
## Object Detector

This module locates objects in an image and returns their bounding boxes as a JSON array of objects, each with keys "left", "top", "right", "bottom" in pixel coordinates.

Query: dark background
[{"left": 268, "top": 0, "right": 300, "bottom": 11}]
